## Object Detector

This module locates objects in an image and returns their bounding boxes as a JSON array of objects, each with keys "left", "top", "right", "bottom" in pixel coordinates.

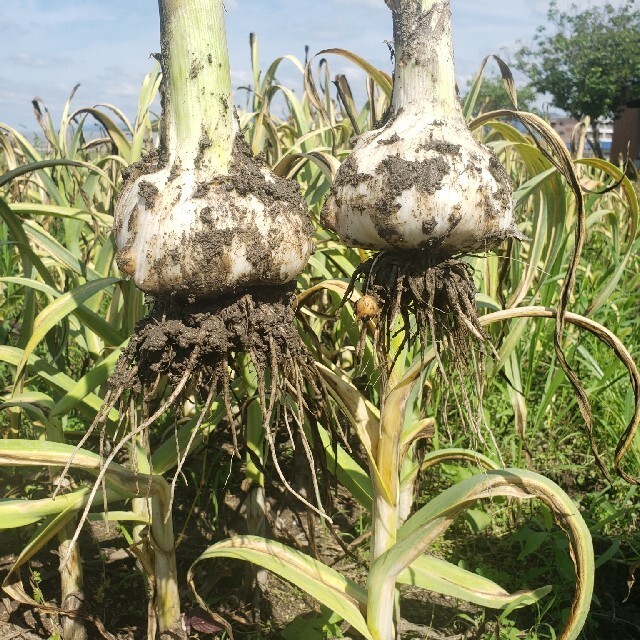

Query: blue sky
[{"left": 0, "top": 0, "right": 622, "bottom": 131}]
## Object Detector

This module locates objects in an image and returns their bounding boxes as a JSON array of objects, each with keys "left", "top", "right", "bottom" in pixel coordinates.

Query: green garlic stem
[
  {"left": 159, "top": 0, "right": 235, "bottom": 173},
  {"left": 390, "top": 0, "right": 458, "bottom": 118}
]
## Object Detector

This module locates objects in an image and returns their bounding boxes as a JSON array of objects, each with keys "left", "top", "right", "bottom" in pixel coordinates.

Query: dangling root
[
  {"left": 57, "top": 283, "right": 339, "bottom": 562},
  {"left": 343, "top": 250, "right": 495, "bottom": 442}
]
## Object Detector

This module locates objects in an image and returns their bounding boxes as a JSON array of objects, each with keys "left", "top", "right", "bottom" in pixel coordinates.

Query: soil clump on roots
[
  {"left": 87, "top": 283, "right": 333, "bottom": 515},
  {"left": 348, "top": 251, "right": 487, "bottom": 363},
  {"left": 113, "top": 283, "right": 306, "bottom": 409}
]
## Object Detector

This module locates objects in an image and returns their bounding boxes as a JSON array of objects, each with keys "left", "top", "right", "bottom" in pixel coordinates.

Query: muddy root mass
[
  {"left": 345, "top": 251, "right": 491, "bottom": 420},
  {"left": 349, "top": 251, "right": 485, "bottom": 356},
  {"left": 98, "top": 284, "right": 338, "bottom": 515},
  {"left": 114, "top": 284, "right": 305, "bottom": 391}
]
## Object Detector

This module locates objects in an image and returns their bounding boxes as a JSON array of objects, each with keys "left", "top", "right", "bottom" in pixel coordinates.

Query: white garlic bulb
[
  {"left": 114, "top": 0, "right": 313, "bottom": 298},
  {"left": 114, "top": 137, "right": 313, "bottom": 298},
  {"left": 323, "top": 0, "right": 520, "bottom": 255}
]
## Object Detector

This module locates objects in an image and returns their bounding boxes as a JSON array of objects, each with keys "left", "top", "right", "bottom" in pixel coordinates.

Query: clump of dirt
[
  {"left": 113, "top": 283, "right": 306, "bottom": 395},
  {"left": 346, "top": 251, "right": 486, "bottom": 365}
]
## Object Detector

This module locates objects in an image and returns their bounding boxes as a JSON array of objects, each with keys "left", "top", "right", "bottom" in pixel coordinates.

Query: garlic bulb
[
  {"left": 114, "top": 0, "right": 313, "bottom": 299},
  {"left": 322, "top": 0, "right": 520, "bottom": 255}
]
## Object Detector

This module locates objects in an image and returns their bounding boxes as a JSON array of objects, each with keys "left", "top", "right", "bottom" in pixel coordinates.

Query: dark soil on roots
[
  {"left": 100, "top": 283, "right": 320, "bottom": 449},
  {"left": 115, "top": 283, "right": 305, "bottom": 392},
  {"left": 345, "top": 250, "right": 488, "bottom": 386},
  {"left": 343, "top": 250, "right": 496, "bottom": 447},
  {"left": 90, "top": 283, "right": 340, "bottom": 519}
]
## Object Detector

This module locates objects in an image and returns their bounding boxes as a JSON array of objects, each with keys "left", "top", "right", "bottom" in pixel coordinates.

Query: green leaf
[
  {"left": 50, "top": 348, "right": 122, "bottom": 418},
  {"left": 313, "top": 421, "right": 373, "bottom": 511},
  {"left": 10, "top": 202, "right": 112, "bottom": 227},
  {"left": 0, "top": 440, "right": 168, "bottom": 511},
  {"left": 1, "top": 276, "right": 125, "bottom": 347},
  {"left": 0, "top": 346, "right": 115, "bottom": 424},
  {"left": 368, "top": 469, "right": 594, "bottom": 640},
  {"left": 15, "top": 277, "right": 121, "bottom": 381},
  {"left": 188, "top": 536, "right": 372, "bottom": 640},
  {"left": 594, "top": 539, "right": 621, "bottom": 569},
  {"left": 67, "top": 107, "right": 132, "bottom": 162},
  {"left": 22, "top": 219, "right": 104, "bottom": 281},
  {"left": 2, "top": 508, "right": 78, "bottom": 606},
  {"left": 0, "top": 158, "right": 109, "bottom": 189},
  {"left": 420, "top": 448, "right": 500, "bottom": 474},
  {"left": 464, "top": 507, "right": 493, "bottom": 534},
  {"left": 0, "top": 489, "right": 92, "bottom": 529},
  {"left": 398, "top": 554, "right": 551, "bottom": 609},
  {"left": 282, "top": 607, "right": 344, "bottom": 640},
  {"left": 576, "top": 158, "right": 639, "bottom": 315},
  {"left": 314, "top": 49, "right": 392, "bottom": 98},
  {"left": 88, "top": 511, "right": 150, "bottom": 524},
  {"left": 516, "top": 528, "right": 549, "bottom": 560},
  {"left": 1, "top": 391, "right": 54, "bottom": 411}
]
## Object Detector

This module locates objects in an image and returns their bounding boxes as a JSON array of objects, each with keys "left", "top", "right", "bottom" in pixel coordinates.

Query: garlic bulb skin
[
  {"left": 322, "top": 0, "right": 519, "bottom": 255},
  {"left": 115, "top": 138, "right": 313, "bottom": 298},
  {"left": 322, "top": 112, "right": 516, "bottom": 254}
]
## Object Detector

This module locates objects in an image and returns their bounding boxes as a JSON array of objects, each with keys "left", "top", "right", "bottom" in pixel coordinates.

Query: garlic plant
[
  {"left": 323, "top": 0, "right": 519, "bottom": 254},
  {"left": 95, "top": 4, "right": 330, "bottom": 627},
  {"left": 114, "top": 0, "right": 313, "bottom": 299},
  {"left": 105, "top": 0, "right": 322, "bottom": 435},
  {"left": 324, "top": 0, "right": 524, "bottom": 401}
]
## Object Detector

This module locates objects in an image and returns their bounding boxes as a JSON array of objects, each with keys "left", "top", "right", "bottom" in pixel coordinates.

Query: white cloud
[
  {"left": 331, "top": 0, "right": 386, "bottom": 8},
  {"left": 11, "top": 53, "right": 70, "bottom": 68},
  {"left": 231, "top": 69, "right": 253, "bottom": 86}
]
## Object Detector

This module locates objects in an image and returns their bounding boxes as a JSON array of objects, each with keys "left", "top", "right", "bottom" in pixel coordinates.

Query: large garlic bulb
[
  {"left": 322, "top": 0, "right": 520, "bottom": 255},
  {"left": 114, "top": 0, "right": 313, "bottom": 299},
  {"left": 114, "top": 137, "right": 313, "bottom": 298}
]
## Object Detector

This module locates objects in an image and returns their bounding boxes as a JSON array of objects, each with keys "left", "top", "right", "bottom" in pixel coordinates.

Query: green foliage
[
  {"left": 515, "top": 1, "right": 640, "bottom": 121},
  {"left": 463, "top": 73, "right": 539, "bottom": 116}
]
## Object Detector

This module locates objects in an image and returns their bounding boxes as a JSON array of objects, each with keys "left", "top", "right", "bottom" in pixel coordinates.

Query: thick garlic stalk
[
  {"left": 114, "top": 0, "right": 313, "bottom": 298},
  {"left": 323, "top": 0, "right": 519, "bottom": 254}
]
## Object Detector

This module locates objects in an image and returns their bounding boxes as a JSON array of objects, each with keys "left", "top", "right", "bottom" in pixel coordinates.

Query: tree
[
  {"left": 464, "top": 73, "right": 539, "bottom": 117},
  {"left": 515, "top": 0, "right": 640, "bottom": 157}
]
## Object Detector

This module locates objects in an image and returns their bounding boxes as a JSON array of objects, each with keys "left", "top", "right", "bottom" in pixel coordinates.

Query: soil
[
  {"left": 116, "top": 284, "right": 306, "bottom": 389},
  {"left": 323, "top": 150, "right": 459, "bottom": 251},
  {"left": 99, "top": 283, "right": 317, "bottom": 438},
  {"left": 91, "top": 282, "right": 344, "bottom": 526}
]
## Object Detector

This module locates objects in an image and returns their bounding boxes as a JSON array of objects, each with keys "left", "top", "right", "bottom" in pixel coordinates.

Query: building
[
  {"left": 549, "top": 115, "right": 613, "bottom": 159},
  {"left": 610, "top": 99, "right": 640, "bottom": 169}
]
